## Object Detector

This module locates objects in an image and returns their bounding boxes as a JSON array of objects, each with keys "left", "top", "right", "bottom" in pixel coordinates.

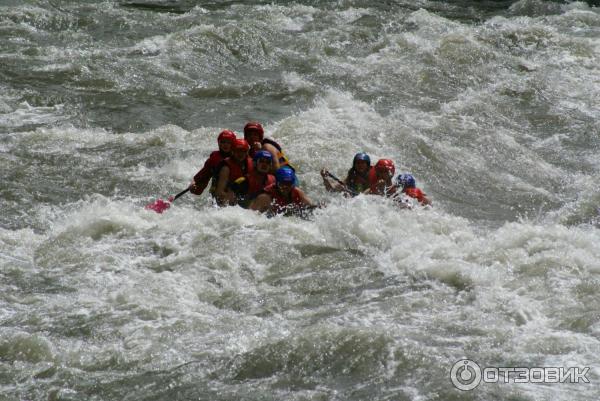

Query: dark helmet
[
  {"left": 397, "top": 173, "right": 416, "bottom": 188},
  {"left": 275, "top": 167, "right": 296, "bottom": 186},
  {"left": 253, "top": 150, "right": 273, "bottom": 165},
  {"left": 353, "top": 152, "right": 371, "bottom": 167}
]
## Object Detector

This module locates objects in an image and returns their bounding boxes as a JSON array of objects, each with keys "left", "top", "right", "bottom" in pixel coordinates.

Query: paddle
[
  {"left": 324, "top": 171, "right": 359, "bottom": 196},
  {"left": 145, "top": 187, "right": 190, "bottom": 213}
]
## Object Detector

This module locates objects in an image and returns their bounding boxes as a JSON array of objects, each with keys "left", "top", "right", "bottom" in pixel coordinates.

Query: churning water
[{"left": 1, "top": 1, "right": 600, "bottom": 400}]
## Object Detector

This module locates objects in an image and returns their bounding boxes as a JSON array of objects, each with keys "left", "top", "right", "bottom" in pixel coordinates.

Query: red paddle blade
[{"left": 145, "top": 198, "right": 171, "bottom": 213}]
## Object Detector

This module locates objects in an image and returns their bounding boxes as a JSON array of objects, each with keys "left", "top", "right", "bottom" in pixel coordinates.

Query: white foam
[{"left": 0, "top": 101, "right": 68, "bottom": 128}]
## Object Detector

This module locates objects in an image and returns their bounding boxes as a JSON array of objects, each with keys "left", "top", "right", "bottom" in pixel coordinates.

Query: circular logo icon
[{"left": 450, "top": 359, "right": 482, "bottom": 391}]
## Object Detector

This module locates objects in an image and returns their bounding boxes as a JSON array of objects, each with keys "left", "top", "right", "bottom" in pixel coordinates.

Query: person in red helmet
[
  {"left": 189, "top": 129, "right": 236, "bottom": 197},
  {"left": 243, "top": 121, "right": 295, "bottom": 173},
  {"left": 215, "top": 138, "right": 253, "bottom": 206},
  {"left": 365, "top": 159, "right": 397, "bottom": 196}
]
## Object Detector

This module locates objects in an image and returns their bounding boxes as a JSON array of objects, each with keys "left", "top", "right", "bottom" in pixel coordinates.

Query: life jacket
[
  {"left": 404, "top": 187, "right": 427, "bottom": 204},
  {"left": 224, "top": 156, "right": 253, "bottom": 187},
  {"left": 249, "top": 138, "right": 295, "bottom": 171},
  {"left": 247, "top": 173, "right": 275, "bottom": 199},
  {"left": 346, "top": 166, "right": 373, "bottom": 194},
  {"left": 234, "top": 173, "right": 276, "bottom": 208},
  {"left": 263, "top": 183, "right": 303, "bottom": 214},
  {"left": 368, "top": 169, "right": 397, "bottom": 196},
  {"left": 209, "top": 151, "right": 229, "bottom": 193},
  {"left": 192, "top": 151, "right": 227, "bottom": 181}
]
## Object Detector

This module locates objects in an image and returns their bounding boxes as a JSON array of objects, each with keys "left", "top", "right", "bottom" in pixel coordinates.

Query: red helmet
[
  {"left": 232, "top": 138, "right": 250, "bottom": 152},
  {"left": 375, "top": 159, "right": 395, "bottom": 177},
  {"left": 243, "top": 121, "right": 264, "bottom": 141},
  {"left": 217, "top": 129, "right": 236, "bottom": 143}
]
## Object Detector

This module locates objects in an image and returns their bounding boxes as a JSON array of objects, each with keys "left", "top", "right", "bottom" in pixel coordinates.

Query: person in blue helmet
[
  {"left": 251, "top": 167, "right": 315, "bottom": 215},
  {"left": 320, "top": 152, "right": 373, "bottom": 196},
  {"left": 395, "top": 173, "right": 431, "bottom": 206},
  {"left": 230, "top": 150, "right": 276, "bottom": 208}
]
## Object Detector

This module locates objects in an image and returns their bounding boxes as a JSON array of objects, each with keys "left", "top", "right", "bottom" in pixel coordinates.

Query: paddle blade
[{"left": 145, "top": 198, "right": 171, "bottom": 213}]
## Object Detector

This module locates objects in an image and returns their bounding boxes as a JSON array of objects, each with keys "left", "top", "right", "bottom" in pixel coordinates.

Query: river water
[{"left": 1, "top": 1, "right": 600, "bottom": 400}]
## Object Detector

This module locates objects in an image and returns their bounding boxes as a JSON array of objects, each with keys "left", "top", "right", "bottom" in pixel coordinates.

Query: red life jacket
[
  {"left": 247, "top": 173, "right": 275, "bottom": 199},
  {"left": 368, "top": 169, "right": 397, "bottom": 196},
  {"left": 263, "top": 183, "right": 303, "bottom": 214},
  {"left": 224, "top": 156, "right": 253, "bottom": 185},
  {"left": 404, "top": 187, "right": 427, "bottom": 204}
]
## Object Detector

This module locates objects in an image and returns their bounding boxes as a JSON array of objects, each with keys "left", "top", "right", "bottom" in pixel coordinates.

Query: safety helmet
[
  {"left": 397, "top": 173, "right": 416, "bottom": 188},
  {"left": 253, "top": 150, "right": 273, "bottom": 164},
  {"left": 275, "top": 167, "right": 296, "bottom": 186},
  {"left": 243, "top": 121, "right": 264, "bottom": 141},
  {"left": 353, "top": 152, "right": 371, "bottom": 167},
  {"left": 374, "top": 159, "right": 395, "bottom": 177},
  {"left": 232, "top": 138, "right": 250, "bottom": 152},
  {"left": 217, "top": 129, "right": 236, "bottom": 143}
]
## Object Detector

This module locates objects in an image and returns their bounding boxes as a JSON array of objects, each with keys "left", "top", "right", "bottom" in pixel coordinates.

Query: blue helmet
[
  {"left": 275, "top": 167, "right": 296, "bottom": 186},
  {"left": 353, "top": 152, "right": 371, "bottom": 167},
  {"left": 253, "top": 150, "right": 273, "bottom": 164},
  {"left": 397, "top": 174, "right": 415, "bottom": 188}
]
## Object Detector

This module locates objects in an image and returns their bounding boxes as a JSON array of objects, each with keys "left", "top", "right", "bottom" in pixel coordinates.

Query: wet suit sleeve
[{"left": 191, "top": 157, "right": 215, "bottom": 195}]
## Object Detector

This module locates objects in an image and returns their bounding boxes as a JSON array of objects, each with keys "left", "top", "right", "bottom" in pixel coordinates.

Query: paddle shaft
[
  {"left": 325, "top": 171, "right": 359, "bottom": 196},
  {"left": 172, "top": 188, "right": 190, "bottom": 201}
]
